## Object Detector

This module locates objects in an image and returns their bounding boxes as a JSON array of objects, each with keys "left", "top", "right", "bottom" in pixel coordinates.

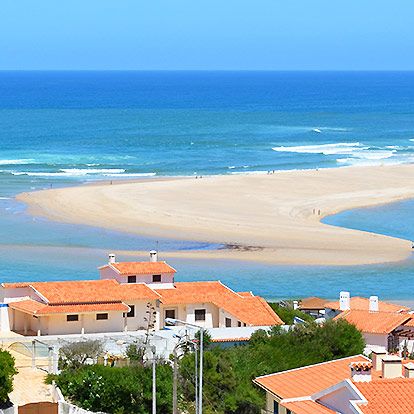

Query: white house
[{"left": 0, "top": 252, "right": 283, "bottom": 336}]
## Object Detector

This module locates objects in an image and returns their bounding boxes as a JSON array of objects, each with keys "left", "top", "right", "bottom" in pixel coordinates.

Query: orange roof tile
[
  {"left": 107, "top": 261, "right": 176, "bottom": 275},
  {"left": 324, "top": 297, "right": 409, "bottom": 313},
  {"left": 299, "top": 297, "right": 328, "bottom": 310},
  {"left": 28, "top": 279, "right": 159, "bottom": 304},
  {"left": 155, "top": 281, "right": 283, "bottom": 326},
  {"left": 354, "top": 379, "right": 414, "bottom": 414},
  {"left": 8, "top": 299, "right": 129, "bottom": 315},
  {"left": 281, "top": 400, "right": 336, "bottom": 414},
  {"left": 334, "top": 310, "right": 411, "bottom": 334},
  {"left": 254, "top": 355, "right": 369, "bottom": 399}
]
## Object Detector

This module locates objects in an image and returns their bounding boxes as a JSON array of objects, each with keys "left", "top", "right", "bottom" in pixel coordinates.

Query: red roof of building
[
  {"left": 104, "top": 261, "right": 176, "bottom": 275},
  {"left": 13, "top": 279, "right": 160, "bottom": 304},
  {"left": 324, "top": 297, "right": 409, "bottom": 313},
  {"left": 299, "top": 297, "right": 328, "bottom": 310},
  {"left": 354, "top": 379, "right": 414, "bottom": 414},
  {"left": 334, "top": 310, "right": 411, "bottom": 334},
  {"left": 254, "top": 355, "right": 369, "bottom": 399},
  {"left": 281, "top": 400, "right": 336, "bottom": 414},
  {"left": 154, "top": 281, "right": 283, "bottom": 326}
]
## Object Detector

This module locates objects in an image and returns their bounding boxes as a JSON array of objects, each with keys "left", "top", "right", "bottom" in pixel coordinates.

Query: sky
[{"left": 0, "top": 0, "right": 413, "bottom": 70}]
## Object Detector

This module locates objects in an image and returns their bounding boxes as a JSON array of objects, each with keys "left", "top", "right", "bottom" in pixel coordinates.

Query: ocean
[{"left": 0, "top": 71, "right": 413, "bottom": 300}]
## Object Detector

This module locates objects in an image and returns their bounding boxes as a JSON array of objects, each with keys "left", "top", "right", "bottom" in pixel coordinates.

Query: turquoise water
[{"left": 0, "top": 71, "right": 413, "bottom": 300}]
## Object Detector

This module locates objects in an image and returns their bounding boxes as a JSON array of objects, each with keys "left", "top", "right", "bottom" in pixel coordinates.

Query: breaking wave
[{"left": 272, "top": 142, "right": 365, "bottom": 155}]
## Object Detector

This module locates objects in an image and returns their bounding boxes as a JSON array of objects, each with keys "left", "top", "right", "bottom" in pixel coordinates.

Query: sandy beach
[{"left": 17, "top": 164, "right": 414, "bottom": 266}]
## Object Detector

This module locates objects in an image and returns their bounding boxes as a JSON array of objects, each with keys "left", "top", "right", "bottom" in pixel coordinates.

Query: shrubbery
[
  {"left": 48, "top": 363, "right": 173, "bottom": 414},
  {"left": 0, "top": 349, "right": 17, "bottom": 405}
]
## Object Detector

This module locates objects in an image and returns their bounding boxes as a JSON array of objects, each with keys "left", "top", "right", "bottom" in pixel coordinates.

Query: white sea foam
[
  {"left": 410, "top": 139, "right": 414, "bottom": 142},
  {"left": 0, "top": 159, "right": 35, "bottom": 165},
  {"left": 60, "top": 168, "right": 126, "bottom": 175},
  {"left": 102, "top": 173, "right": 156, "bottom": 178},
  {"left": 272, "top": 142, "right": 365, "bottom": 155}
]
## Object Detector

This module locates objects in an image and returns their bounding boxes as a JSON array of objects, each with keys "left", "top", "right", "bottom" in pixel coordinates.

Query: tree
[
  {"left": 59, "top": 340, "right": 103, "bottom": 370},
  {"left": 0, "top": 349, "right": 17, "bottom": 405},
  {"left": 268, "top": 302, "right": 313, "bottom": 324}
]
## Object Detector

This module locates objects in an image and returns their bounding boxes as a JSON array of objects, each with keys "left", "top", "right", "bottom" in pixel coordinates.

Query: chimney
[
  {"left": 339, "top": 291, "right": 350, "bottom": 311},
  {"left": 382, "top": 355, "right": 402, "bottom": 379},
  {"left": 404, "top": 362, "right": 414, "bottom": 378},
  {"left": 293, "top": 300, "right": 299, "bottom": 310},
  {"left": 108, "top": 253, "right": 116, "bottom": 264},
  {"left": 369, "top": 296, "right": 379, "bottom": 312},
  {"left": 372, "top": 349, "right": 387, "bottom": 371},
  {"left": 149, "top": 250, "right": 158, "bottom": 263},
  {"left": 350, "top": 362, "right": 372, "bottom": 382}
]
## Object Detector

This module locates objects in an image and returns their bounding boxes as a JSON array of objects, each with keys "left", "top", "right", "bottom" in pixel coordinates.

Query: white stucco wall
[
  {"left": 99, "top": 266, "right": 175, "bottom": 285},
  {"left": 363, "top": 333, "right": 388, "bottom": 353},
  {"left": 317, "top": 384, "right": 359, "bottom": 414}
]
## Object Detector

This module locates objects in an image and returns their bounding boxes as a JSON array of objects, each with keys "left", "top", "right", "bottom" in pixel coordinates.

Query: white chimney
[
  {"left": 293, "top": 300, "right": 299, "bottom": 310},
  {"left": 350, "top": 362, "right": 372, "bottom": 382},
  {"left": 404, "top": 362, "right": 414, "bottom": 378},
  {"left": 382, "top": 355, "right": 402, "bottom": 379},
  {"left": 371, "top": 349, "right": 387, "bottom": 371},
  {"left": 108, "top": 253, "right": 116, "bottom": 264},
  {"left": 369, "top": 296, "right": 379, "bottom": 312},
  {"left": 339, "top": 291, "right": 350, "bottom": 311},
  {"left": 149, "top": 250, "right": 158, "bottom": 262}
]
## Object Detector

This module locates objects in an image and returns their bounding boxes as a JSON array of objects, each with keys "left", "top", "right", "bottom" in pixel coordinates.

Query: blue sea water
[{"left": 0, "top": 71, "right": 413, "bottom": 300}]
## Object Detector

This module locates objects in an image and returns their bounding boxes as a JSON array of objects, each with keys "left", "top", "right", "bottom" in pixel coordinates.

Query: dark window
[
  {"left": 165, "top": 309, "right": 176, "bottom": 320},
  {"left": 273, "top": 401, "right": 279, "bottom": 414},
  {"left": 194, "top": 309, "right": 206, "bottom": 321},
  {"left": 67, "top": 315, "right": 79, "bottom": 322},
  {"left": 128, "top": 275, "right": 137, "bottom": 283},
  {"left": 286, "top": 410, "right": 292, "bottom": 414},
  {"left": 152, "top": 274, "right": 162, "bottom": 283},
  {"left": 225, "top": 317, "right": 232, "bottom": 327},
  {"left": 237, "top": 321, "right": 242, "bottom": 327},
  {"left": 125, "top": 305, "right": 135, "bottom": 318},
  {"left": 96, "top": 313, "right": 108, "bottom": 320}
]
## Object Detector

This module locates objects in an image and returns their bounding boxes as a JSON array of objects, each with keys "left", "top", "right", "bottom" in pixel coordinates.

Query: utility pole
[
  {"left": 152, "top": 345, "right": 156, "bottom": 414},
  {"left": 198, "top": 329, "right": 203, "bottom": 414},
  {"left": 173, "top": 348, "right": 178, "bottom": 414}
]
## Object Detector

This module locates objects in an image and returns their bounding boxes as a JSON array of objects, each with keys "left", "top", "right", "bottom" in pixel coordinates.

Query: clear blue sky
[{"left": 1, "top": 0, "right": 413, "bottom": 70}]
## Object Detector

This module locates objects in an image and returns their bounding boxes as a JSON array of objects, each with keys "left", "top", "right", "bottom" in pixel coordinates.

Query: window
[
  {"left": 152, "top": 274, "right": 162, "bottom": 283},
  {"left": 286, "top": 410, "right": 292, "bottom": 414},
  {"left": 237, "top": 321, "right": 242, "bottom": 327},
  {"left": 96, "top": 313, "right": 108, "bottom": 320},
  {"left": 225, "top": 317, "right": 232, "bottom": 327},
  {"left": 125, "top": 305, "right": 135, "bottom": 318},
  {"left": 127, "top": 275, "right": 137, "bottom": 283},
  {"left": 273, "top": 401, "right": 279, "bottom": 414},
  {"left": 67, "top": 314, "right": 79, "bottom": 322},
  {"left": 165, "top": 309, "right": 176, "bottom": 320},
  {"left": 194, "top": 309, "right": 206, "bottom": 321}
]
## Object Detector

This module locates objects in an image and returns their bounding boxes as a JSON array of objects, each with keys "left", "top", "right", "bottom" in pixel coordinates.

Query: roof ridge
[{"left": 255, "top": 355, "right": 369, "bottom": 381}]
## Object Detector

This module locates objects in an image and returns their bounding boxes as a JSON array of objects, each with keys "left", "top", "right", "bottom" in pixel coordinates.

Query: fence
[{"left": 52, "top": 383, "right": 108, "bottom": 414}]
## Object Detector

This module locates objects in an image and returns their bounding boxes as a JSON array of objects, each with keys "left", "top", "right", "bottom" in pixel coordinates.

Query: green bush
[
  {"left": 0, "top": 349, "right": 18, "bottom": 405},
  {"left": 268, "top": 302, "right": 314, "bottom": 324},
  {"left": 48, "top": 363, "right": 172, "bottom": 414}
]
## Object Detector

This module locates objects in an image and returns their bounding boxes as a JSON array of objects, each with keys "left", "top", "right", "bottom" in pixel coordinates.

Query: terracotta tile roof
[
  {"left": 155, "top": 281, "right": 283, "bottom": 326},
  {"left": 27, "top": 279, "right": 159, "bottom": 304},
  {"left": 8, "top": 299, "right": 129, "bottom": 315},
  {"left": 334, "top": 310, "right": 411, "bottom": 334},
  {"left": 211, "top": 337, "right": 250, "bottom": 343},
  {"left": 299, "top": 296, "right": 328, "bottom": 310},
  {"left": 105, "top": 261, "right": 176, "bottom": 275},
  {"left": 254, "top": 355, "right": 369, "bottom": 399},
  {"left": 2, "top": 282, "right": 33, "bottom": 288},
  {"left": 324, "top": 297, "right": 409, "bottom": 313},
  {"left": 354, "top": 379, "right": 414, "bottom": 414},
  {"left": 281, "top": 400, "right": 336, "bottom": 414}
]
